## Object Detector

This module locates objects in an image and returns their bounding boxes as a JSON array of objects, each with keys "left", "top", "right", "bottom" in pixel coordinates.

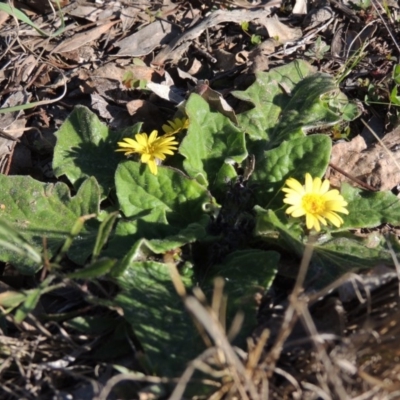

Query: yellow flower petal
[
  {"left": 282, "top": 173, "right": 349, "bottom": 232},
  {"left": 306, "top": 213, "right": 320, "bottom": 231},
  {"left": 162, "top": 117, "right": 189, "bottom": 136},
  {"left": 149, "top": 130, "right": 158, "bottom": 142},
  {"left": 289, "top": 207, "right": 306, "bottom": 217},
  {"left": 312, "top": 176, "right": 322, "bottom": 192},
  {"left": 116, "top": 130, "right": 178, "bottom": 175},
  {"left": 148, "top": 159, "right": 158, "bottom": 175},
  {"left": 305, "top": 173, "right": 313, "bottom": 192},
  {"left": 284, "top": 178, "right": 305, "bottom": 194},
  {"left": 320, "top": 179, "right": 331, "bottom": 194},
  {"left": 141, "top": 153, "right": 151, "bottom": 163},
  {"left": 325, "top": 211, "right": 344, "bottom": 224},
  {"left": 134, "top": 133, "right": 148, "bottom": 147}
]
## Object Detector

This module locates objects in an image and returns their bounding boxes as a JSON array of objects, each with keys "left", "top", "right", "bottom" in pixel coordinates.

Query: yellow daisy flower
[
  {"left": 282, "top": 173, "right": 349, "bottom": 232},
  {"left": 116, "top": 130, "right": 178, "bottom": 175},
  {"left": 162, "top": 117, "right": 189, "bottom": 136}
]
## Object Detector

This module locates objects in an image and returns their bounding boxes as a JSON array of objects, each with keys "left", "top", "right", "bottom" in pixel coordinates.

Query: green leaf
[
  {"left": 0, "top": 219, "right": 42, "bottom": 265},
  {"left": 115, "top": 261, "right": 199, "bottom": 376},
  {"left": 390, "top": 86, "right": 400, "bottom": 106},
  {"left": 209, "top": 250, "right": 278, "bottom": 346},
  {"left": 180, "top": 94, "right": 247, "bottom": 190},
  {"left": 14, "top": 287, "right": 41, "bottom": 323},
  {"left": 252, "top": 135, "right": 332, "bottom": 209},
  {"left": 103, "top": 208, "right": 175, "bottom": 261},
  {"left": 92, "top": 211, "right": 119, "bottom": 259},
  {"left": 312, "top": 235, "right": 392, "bottom": 285},
  {"left": 340, "top": 184, "right": 400, "bottom": 229},
  {"left": 53, "top": 105, "right": 141, "bottom": 198},
  {"left": 0, "top": 291, "right": 27, "bottom": 310},
  {"left": 0, "top": 176, "right": 101, "bottom": 273},
  {"left": 254, "top": 207, "right": 305, "bottom": 256},
  {"left": 108, "top": 218, "right": 208, "bottom": 276},
  {"left": 64, "top": 315, "right": 118, "bottom": 335},
  {"left": 241, "top": 21, "right": 249, "bottom": 31},
  {"left": 233, "top": 60, "right": 314, "bottom": 141},
  {"left": 115, "top": 161, "right": 212, "bottom": 228},
  {"left": 143, "top": 219, "right": 208, "bottom": 254},
  {"left": 393, "top": 64, "right": 400, "bottom": 85},
  {"left": 250, "top": 34, "right": 262, "bottom": 45},
  {"left": 14, "top": 276, "right": 53, "bottom": 323},
  {"left": 233, "top": 60, "right": 358, "bottom": 149},
  {"left": 67, "top": 258, "right": 117, "bottom": 279},
  {"left": 254, "top": 207, "right": 397, "bottom": 287}
]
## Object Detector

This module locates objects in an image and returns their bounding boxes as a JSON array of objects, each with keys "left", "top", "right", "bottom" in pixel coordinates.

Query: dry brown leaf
[
  {"left": 94, "top": 63, "right": 155, "bottom": 82},
  {"left": 51, "top": 21, "right": 117, "bottom": 54},
  {"left": 304, "top": 5, "right": 333, "bottom": 29},
  {"left": 59, "top": 45, "right": 96, "bottom": 64},
  {"left": 67, "top": 2, "right": 121, "bottom": 23},
  {"left": 116, "top": 19, "right": 180, "bottom": 57},
  {"left": 126, "top": 99, "right": 160, "bottom": 118},
  {"left": 293, "top": 0, "right": 307, "bottom": 15},
  {"left": 248, "top": 39, "right": 277, "bottom": 72},
  {"left": 120, "top": 7, "right": 139, "bottom": 32},
  {"left": 154, "top": 5, "right": 282, "bottom": 65},
  {"left": 331, "top": 24, "right": 376, "bottom": 59},
  {"left": 214, "top": 49, "right": 237, "bottom": 70},
  {"left": 263, "top": 16, "right": 302, "bottom": 44},
  {"left": 0, "top": 90, "right": 29, "bottom": 175},
  {"left": 235, "top": 51, "right": 249, "bottom": 65},
  {"left": 194, "top": 81, "right": 237, "bottom": 125},
  {"left": 327, "top": 127, "right": 400, "bottom": 191},
  {"left": 16, "top": 54, "right": 37, "bottom": 83},
  {"left": 146, "top": 81, "right": 185, "bottom": 104},
  {"left": 0, "top": 90, "right": 29, "bottom": 132},
  {"left": 186, "top": 59, "right": 203, "bottom": 76},
  {"left": 91, "top": 93, "right": 114, "bottom": 120}
]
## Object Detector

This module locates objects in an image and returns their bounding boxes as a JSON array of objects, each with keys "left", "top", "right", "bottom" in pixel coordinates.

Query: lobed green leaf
[{"left": 180, "top": 94, "right": 247, "bottom": 191}]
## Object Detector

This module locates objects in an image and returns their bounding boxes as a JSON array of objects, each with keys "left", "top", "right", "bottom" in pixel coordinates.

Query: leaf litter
[{"left": 0, "top": 0, "right": 400, "bottom": 398}]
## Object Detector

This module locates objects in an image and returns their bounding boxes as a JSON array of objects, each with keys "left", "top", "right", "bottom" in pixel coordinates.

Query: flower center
[{"left": 302, "top": 194, "right": 325, "bottom": 215}]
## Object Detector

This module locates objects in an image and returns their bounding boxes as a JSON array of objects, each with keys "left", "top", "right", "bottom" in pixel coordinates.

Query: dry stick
[
  {"left": 263, "top": 235, "right": 315, "bottom": 374},
  {"left": 97, "top": 374, "right": 176, "bottom": 400},
  {"left": 183, "top": 296, "right": 259, "bottom": 400},
  {"left": 307, "top": 272, "right": 372, "bottom": 314},
  {"left": 329, "top": 0, "right": 360, "bottom": 21},
  {"left": 167, "top": 348, "right": 221, "bottom": 400},
  {"left": 274, "top": 367, "right": 302, "bottom": 398},
  {"left": 0, "top": 129, "right": 21, "bottom": 142},
  {"left": 328, "top": 162, "right": 378, "bottom": 192},
  {"left": 296, "top": 302, "right": 349, "bottom": 399},
  {"left": 168, "top": 265, "right": 258, "bottom": 399},
  {"left": 0, "top": 70, "right": 67, "bottom": 114},
  {"left": 292, "top": 235, "right": 316, "bottom": 296},
  {"left": 262, "top": 238, "right": 355, "bottom": 397},
  {"left": 274, "top": 17, "right": 334, "bottom": 57},
  {"left": 371, "top": 0, "right": 400, "bottom": 56},
  {"left": 226, "top": 310, "right": 245, "bottom": 342},
  {"left": 301, "top": 382, "right": 332, "bottom": 400},
  {"left": 344, "top": 19, "right": 377, "bottom": 60},
  {"left": 211, "top": 276, "right": 225, "bottom": 326},
  {"left": 246, "top": 328, "right": 270, "bottom": 372}
]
